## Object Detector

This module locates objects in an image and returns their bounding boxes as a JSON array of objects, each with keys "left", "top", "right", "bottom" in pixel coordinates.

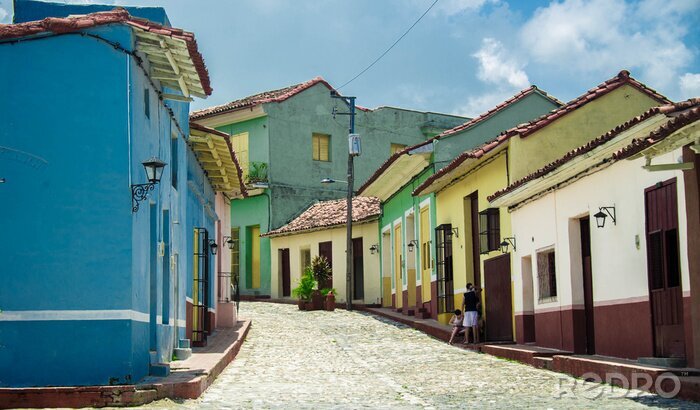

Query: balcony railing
[{"left": 218, "top": 271, "right": 240, "bottom": 311}]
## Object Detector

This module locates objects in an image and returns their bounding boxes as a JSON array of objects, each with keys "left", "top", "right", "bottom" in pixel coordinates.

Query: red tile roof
[
  {"left": 357, "top": 86, "right": 559, "bottom": 195},
  {"left": 0, "top": 8, "right": 212, "bottom": 96},
  {"left": 487, "top": 98, "right": 700, "bottom": 203},
  {"left": 509, "top": 70, "right": 670, "bottom": 139},
  {"left": 613, "top": 99, "right": 700, "bottom": 160},
  {"left": 262, "top": 197, "right": 381, "bottom": 237},
  {"left": 190, "top": 77, "right": 335, "bottom": 120},
  {"left": 412, "top": 70, "right": 672, "bottom": 196}
]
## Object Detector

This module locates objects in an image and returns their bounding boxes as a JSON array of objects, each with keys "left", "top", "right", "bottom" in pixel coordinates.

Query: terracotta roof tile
[
  {"left": 487, "top": 98, "right": 700, "bottom": 202},
  {"left": 0, "top": 8, "right": 212, "bottom": 96},
  {"left": 190, "top": 77, "right": 335, "bottom": 120},
  {"left": 357, "top": 86, "right": 559, "bottom": 195},
  {"left": 262, "top": 197, "right": 380, "bottom": 237},
  {"left": 412, "top": 70, "right": 672, "bottom": 196},
  {"left": 509, "top": 70, "right": 670, "bottom": 139}
]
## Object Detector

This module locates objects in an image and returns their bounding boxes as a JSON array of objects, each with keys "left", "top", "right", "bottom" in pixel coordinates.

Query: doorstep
[
  {"left": 0, "top": 319, "right": 252, "bottom": 409},
  {"left": 481, "top": 344, "right": 573, "bottom": 366}
]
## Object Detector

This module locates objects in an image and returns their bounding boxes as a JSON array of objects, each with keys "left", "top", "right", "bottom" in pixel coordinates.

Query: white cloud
[
  {"left": 455, "top": 38, "right": 530, "bottom": 117},
  {"left": 473, "top": 37, "right": 529, "bottom": 89},
  {"left": 519, "top": 0, "right": 697, "bottom": 92},
  {"left": 679, "top": 73, "right": 700, "bottom": 98},
  {"left": 436, "top": 0, "right": 500, "bottom": 16}
]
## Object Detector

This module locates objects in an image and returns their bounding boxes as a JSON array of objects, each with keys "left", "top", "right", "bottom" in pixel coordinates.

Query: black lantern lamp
[
  {"left": 131, "top": 156, "right": 167, "bottom": 213},
  {"left": 369, "top": 244, "right": 378, "bottom": 255},
  {"left": 208, "top": 239, "right": 218, "bottom": 255},
  {"left": 223, "top": 236, "right": 235, "bottom": 250},
  {"left": 500, "top": 237, "right": 516, "bottom": 254},
  {"left": 594, "top": 206, "right": 616, "bottom": 228},
  {"left": 407, "top": 239, "right": 419, "bottom": 252}
]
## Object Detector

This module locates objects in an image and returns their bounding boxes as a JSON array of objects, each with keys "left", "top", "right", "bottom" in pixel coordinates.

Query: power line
[{"left": 337, "top": 0, "right": 440, "bottom": 90}]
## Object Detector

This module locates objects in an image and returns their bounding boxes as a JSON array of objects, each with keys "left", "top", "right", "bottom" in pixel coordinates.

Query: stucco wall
[
  {"left": 434, "top": 151, "right": 511, "bottom": 315},
  {"left": 509, "top": 150, "right": 689, "bottom": 356},
  {"left": 269, "top": 222, "right": 381, "bottom": 305},
  {"left": 508, "top": 84, "right": 662, "bottom": 181}
]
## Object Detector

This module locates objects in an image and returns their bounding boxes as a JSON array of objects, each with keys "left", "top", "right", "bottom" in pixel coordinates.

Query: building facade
[
  {"left": 489, "top": 99, "right": 700, "bottom": 365},
  {"left": 190, "top": 79, "right": 466, "bottom": 298},
  {"left": 0, "top": 3, "right": 243, "bottom": 386}
]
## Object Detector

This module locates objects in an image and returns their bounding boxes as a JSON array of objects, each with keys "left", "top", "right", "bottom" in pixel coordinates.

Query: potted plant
[
  {"left": 292, "top": 268, "right": 316, "bottom": 311},
  {"left": 310, "top": 256, "right": 332, "bottom": 310},
  {"left": 321, "top": 288, "right": 337, "bottom": 311}
]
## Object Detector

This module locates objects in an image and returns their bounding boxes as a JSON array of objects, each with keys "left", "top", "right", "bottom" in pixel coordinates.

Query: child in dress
[{"left": 448, "top": 309, "right": 465, "bottom": 345}]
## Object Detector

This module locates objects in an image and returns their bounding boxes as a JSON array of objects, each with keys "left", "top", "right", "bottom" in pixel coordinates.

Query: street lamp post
[{"left": 330, "top": 91, "right": 359, "bottom": 311}]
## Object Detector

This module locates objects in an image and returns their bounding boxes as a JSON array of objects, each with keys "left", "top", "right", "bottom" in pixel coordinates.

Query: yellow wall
[
  {"left": 229, "top": 131, "right": 249, "bottom": 179},
  {"left": 251, "top": 225, "right": 261, "bottom": 288},
  {"left": 509, "top": 84, "right": 662, "bottom": 181},
  {"left": 435, "top": 151, "right": 511, "bottom": 319},
  {"left": 269, "top": 222, "right": 381, "bottom": 304}
]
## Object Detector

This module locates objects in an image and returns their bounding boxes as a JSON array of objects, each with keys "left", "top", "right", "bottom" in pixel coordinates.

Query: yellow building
[
  {"left": 264, "top": 197, "right": 382, "bottom": 306},
  {"left": 412, "top": 70, "right": 670, "bottom": 334}
]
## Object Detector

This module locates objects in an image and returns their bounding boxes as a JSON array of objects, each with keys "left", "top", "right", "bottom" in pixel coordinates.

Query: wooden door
[
  {"left": 318, "top": 241, "right": 333, "bottom": 290},
  {"left": 250, "top": 226, "right": 261, "bottom": 289},
  {"left": 645, "top": 179, "right": 686, "bottom": 358},
  {"left": 484, "top": 254, "right": 513, "bottom": 342},
  {"left": 394, "top": 224, "right": 403, "bottom": 308},
  {"left": 352, "top": 238, "right": 364, "bottom": 300},
  {"left": 580, "top": 217, "right": 596, "bottom": 354},
  {"left": 280, "top": 249, "right": 291, "bottom": 297},
  {"left": 470, "top": 193, "right": 481, "bottom": 289}
]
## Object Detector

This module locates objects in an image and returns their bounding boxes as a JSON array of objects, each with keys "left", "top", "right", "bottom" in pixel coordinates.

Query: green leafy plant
[
  {"left": 246, "top": 161, "right": 268, "bottom": 184},
  {"left": 310, "top": 255, "right": 332, "bottom": 285},
  {"left": 292, "top": 268, "right": 316, "bottom": 301},
  {"left": 320, "top": 288, "right": 337, "bottom": 297}
]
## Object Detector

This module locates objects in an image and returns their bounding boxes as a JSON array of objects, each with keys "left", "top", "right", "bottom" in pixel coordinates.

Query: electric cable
[{"left": 337, "top": 0, "right": 439, "bottom": 90}]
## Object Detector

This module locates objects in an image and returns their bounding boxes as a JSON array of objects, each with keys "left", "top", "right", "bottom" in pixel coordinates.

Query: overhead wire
[{"left": 337, "top": 0, "right": 440, "bottom": 91}]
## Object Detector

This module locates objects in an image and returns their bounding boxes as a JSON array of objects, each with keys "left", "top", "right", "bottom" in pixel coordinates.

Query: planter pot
[
  {"left": 324, "top": 294, "right": 336, "bottom": 311},
  {"left": 298, "top": 300, "right": 311, "bottom": 311},
  {"left": 311, "top": 290, "right": 324, "bottom": 311}
]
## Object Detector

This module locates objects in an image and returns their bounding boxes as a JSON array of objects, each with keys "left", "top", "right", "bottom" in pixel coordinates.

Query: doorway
[
  {"left": 580, "top": 217, "right": 596, "bottom": 354},
  {"left": 279, "top": 248, "right": 291, "bottom": 297},
  {"left": 645, "top": 178, "right": 686, "bottom": 358},
  {"left": 393, "top": 223, "right": 403, "bottom": 309},
  {"left": 352, "top": 238, "right": 364, "bottom": 300},
  {"left": 484, "top": 254, "right": 513, "bottom": 342}
]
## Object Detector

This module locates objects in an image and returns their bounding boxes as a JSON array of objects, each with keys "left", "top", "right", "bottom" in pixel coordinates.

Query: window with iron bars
[
  {"left": 537, "top": 249, "right": 557, "bottom": 301},
  {"left": 479, "top": 208, "right": 500, "bottom": 254},
  {"left": 435, "top": 224, "right": 454, "bottom": 314}
]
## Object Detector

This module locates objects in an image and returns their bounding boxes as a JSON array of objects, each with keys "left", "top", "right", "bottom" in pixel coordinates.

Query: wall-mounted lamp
[
  {"left": 131, "top": 157, "right": 167, "bottom": 213},
  {"left": 500, "top": 237, "right": 516, "bottom": 254},
  {"left": 0, "top": 177, "right": 5, "bottom": 183},
  {"left": 407, "top": 239, "right": 419, "bottom": 252},
  {"left": 223, "top": 236, "right": 235, "bottom": 250},
  {"left": 451, "top": 227, "right": 459, "bottom": 238},
  {"left": 369, "top": 244, "right": 378, "bottom": 255},
  {"left": 208, "top": 239, "right": 218, "bottom": 255},
  {"left": 593, "top": 206, "right": 616, "bottom": 228}
]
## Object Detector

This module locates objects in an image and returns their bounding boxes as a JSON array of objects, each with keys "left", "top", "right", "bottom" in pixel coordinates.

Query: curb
[{"left": 0, "top": 320, "right": 252, "bottom": 408}]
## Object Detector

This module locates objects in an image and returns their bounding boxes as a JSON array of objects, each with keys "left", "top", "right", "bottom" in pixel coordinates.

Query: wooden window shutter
[
  {"left": 319, "top": 134, "right": 329, "bottom": 161},
  {"left": 312, "top": 134, "right": 320, "bottom": 160}
]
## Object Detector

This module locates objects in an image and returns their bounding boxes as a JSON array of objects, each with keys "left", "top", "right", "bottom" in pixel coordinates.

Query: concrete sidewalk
[{"left": 0, "top": 320, "right": 251, "bottom": 409}]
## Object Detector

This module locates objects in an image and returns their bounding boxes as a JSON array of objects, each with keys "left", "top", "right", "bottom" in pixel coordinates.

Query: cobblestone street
[{"left": 147, "top": 302, "right": 697, "bottom": 409}]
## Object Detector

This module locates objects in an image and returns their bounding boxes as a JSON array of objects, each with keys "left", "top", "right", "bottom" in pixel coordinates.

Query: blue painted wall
[
  {"left": 13, "top": 0, "right": 171, "bottom": 25},
  {"left": 0, "top": 12, "right": 212, "bottom": 385}
]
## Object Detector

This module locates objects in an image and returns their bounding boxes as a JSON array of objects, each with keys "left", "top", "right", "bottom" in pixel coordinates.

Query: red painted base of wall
[
  {"left": 594, "top": 300, "right": 653, "bottom": 359},
  {"left": 683, "top": 296, "right": 695, "bottom": 366},
  {"left": 515, "top": 313, "right": 535, "bottom": 344},
  {"left": 430, "top": 281, "right": 438, "bottom": 320},
  {"left": 186, "top": 301, "right": 193, "bottom": 341},
  {"left": 402, "top": 290, "right": 409, "bottom": 314}
]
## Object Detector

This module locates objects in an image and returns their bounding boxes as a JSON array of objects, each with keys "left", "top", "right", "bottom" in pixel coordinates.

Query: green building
[
  {"left": 190, "top": 77, "right": 466, "bottom": 297},
  {"left": 357, "top": 86, "right": 561, "bottom": 318}
]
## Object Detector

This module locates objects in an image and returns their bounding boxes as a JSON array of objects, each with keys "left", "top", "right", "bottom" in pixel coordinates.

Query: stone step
[
  {"left": 638, "top": 357, "right": 687, "bottom": 368},
  {"left": 174, "top": 347, "right": 192, "bottom": 361},
  {"left": 533, "top": 357, "right": 554, "bottom": 370},
  {"left": 149, "top": 350, "right": 158, "bottom": 365},
  {"left": 149, "top": 363, "right": 170, "bottom": 377}
]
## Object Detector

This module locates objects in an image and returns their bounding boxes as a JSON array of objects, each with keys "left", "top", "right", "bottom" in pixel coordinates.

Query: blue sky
[{"left": 2, "top": 0, "right": 699, "bottom": 116}]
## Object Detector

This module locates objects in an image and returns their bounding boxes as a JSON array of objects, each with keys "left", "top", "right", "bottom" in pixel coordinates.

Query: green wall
[
  {"left": 433, "top": 92, "right": 560, "bottom": 169},
  {"left": 230, "top": 193, "right": 271, "bottom": 295}
]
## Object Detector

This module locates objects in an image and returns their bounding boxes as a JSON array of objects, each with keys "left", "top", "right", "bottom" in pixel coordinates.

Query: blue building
[{"left": 0, "top": 1, "right": 244, "bottom": 387}]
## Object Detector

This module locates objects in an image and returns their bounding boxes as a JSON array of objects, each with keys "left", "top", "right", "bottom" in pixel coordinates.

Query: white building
[{"left": 489, "top": 99, "right": 700, "bottom": 366}]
